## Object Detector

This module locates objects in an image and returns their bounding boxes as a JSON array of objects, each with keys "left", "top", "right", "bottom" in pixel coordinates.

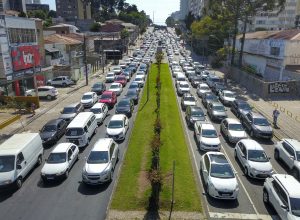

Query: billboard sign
[{"left": 11, "top": 45, "right": 40, "bottom": 71}]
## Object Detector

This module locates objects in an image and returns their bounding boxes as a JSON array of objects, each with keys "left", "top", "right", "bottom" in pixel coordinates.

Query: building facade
[
  {"left": 56, "top": 0, "right": 91, "bottom": 21},
  {"left": 8, "top": 0, "right": 26, "bottom": 12},
  {"left": 179, "top": 0, "right": 190, "bottom": 19},
  {"left": 26, "top": 3, "right": 49, "bottom": 12}
]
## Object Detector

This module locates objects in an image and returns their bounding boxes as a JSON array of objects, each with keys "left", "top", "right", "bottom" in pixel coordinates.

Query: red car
[
  {"left": 114, "top": 75, "right": 127, "bottom": 87},
  {"left": 99, "top": 91, "right": 117, "bottom": 108}
]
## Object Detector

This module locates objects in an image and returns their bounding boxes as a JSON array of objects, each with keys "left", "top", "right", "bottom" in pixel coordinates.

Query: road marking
[{"left": 209, "top": 212, "right": 279, "bottom": 220}]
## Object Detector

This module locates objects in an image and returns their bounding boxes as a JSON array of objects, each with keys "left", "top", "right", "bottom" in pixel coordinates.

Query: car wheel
[
  {"left": 263, "top": 189, "right": 269, "bottom": 203},
  {"left": 16, "top": 177, "right": 23, "bottom": 189},
  {"left": 62, "top": 83, "right": 67, "bottom": 87},
  {"left": 47, "top": 82, "right": 51, "bottom": 86},
  {"left": 47, "top": 95, "right": 52, "bottom": 100},
  {"left": 274, "top": 150, "right": 279, "bottom": 160},
  {"left": 234, "top": 150, "right": 237, "bottom": 159},
  {"left": 244, "top": 167, "right": 249, "bottom": 176},
  {"left": 37, "top": 155, "right": 42, "bottom": 166},
  {"left": 64, "top": 170, "right": 69, "bottom": 179},
  {"left": 292, "top": 168, "right": 299, "bottom": 180}
]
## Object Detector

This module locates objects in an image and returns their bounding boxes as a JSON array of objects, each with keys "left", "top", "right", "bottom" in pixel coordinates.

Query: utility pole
[{"left": 84, "top": 35, "right": 88, "bottom": 86}]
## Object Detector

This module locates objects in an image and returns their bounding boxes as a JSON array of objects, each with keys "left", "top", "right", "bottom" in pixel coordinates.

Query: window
[
  {"left": 270, "top": 47, "right": 280, "bottom": 56},
  {"left": 204, "top": 155, "right": 210, "bottom": 172},
  {"left": 71, "top": 145, "right": 76, "bottom": 152},
  {"left": 87, "top": 119, "right": 91, "bottom": 127},
  {"left": 282, "top": 142, "right": 295, "bottom": 157},
  {"left": 67, "top": 149, "right": 72, "bottom": 160},
  {"left": 109, "top": 143, "right": 115, "bottom": 159},
  {"left": 17, "top": 153, "right": 24, "bottom": 164},
  {"left": 246, "top": 114, "right": 253, "bottom": 122}
]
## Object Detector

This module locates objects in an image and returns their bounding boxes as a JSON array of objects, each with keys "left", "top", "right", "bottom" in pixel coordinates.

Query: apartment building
[{"left": 56, "top": 0, "right": 91, "bottom": 22}]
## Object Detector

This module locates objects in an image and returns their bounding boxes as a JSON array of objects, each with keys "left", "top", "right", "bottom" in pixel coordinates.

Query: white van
[
  {"left": 65, "top": 112, "right": 98, "bottom": 148},
  {"left": 0, "top": 133, "right": 43, "bottom": 189},
  {"left": 176, "top": 72, "right": 187, "bottom": 85}
]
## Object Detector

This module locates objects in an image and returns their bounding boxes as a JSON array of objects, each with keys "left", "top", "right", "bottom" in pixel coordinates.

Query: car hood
[
  {"left": 116, "top": 106, "right": 130, "bottom": 112},
  {"left": 240, "top": 109, "right": 251, "bottom": 115},
  {"left": 248, "top": 160, "right": 273, "bottom": 172},
  {"left": 126, "top": 94, "right": 138, "bottom": 99},
  {"left": 40, "top": 131, "right": 56, "bottom": 140},
  {"left": 60, "top": 113, "right": 76, "bottom": 119},
  {"left": 180, "top": 88, "right": 190, "bottom": 92},
  {"left": 183, "top": 101, "right": 196, "bottom": 106},
  {"left": 228, "top": 130, "right": 247, "bottom": 138},
  {"left": 210, "top": 176, "right": 238, "bottom": 192},
  {"left": 81, "top": 99, "right": 93, "bottom": 104},
  {"left": 41, "top": 162, "right": 67, "bottom": 175},
  {"left": 109, "top": 88, "right": 121, "bottom": 92},
  {"left": 84, "top": 163, "right": 109, "bottom": 174},
  {"left": 254, "top": 125, "right": 273, "bottom": 133},
  {"left": 223, "top": 97, "right": 235, "bottom": 102},
  {"left": 107, "top": 128, "right": 124, "bottom": 135},
  {"left": 0, "top": 170, "right": 15, "bottom": 182},
  {"left": 95, "top": 113, "right": 104, "bottom": 120},
  {"left": 212, "top": 111, "right": 227, "bottom": 117},
  {"left": 191, "top": 116, "right": 206, "bottom": 122},
  {"left": 201, "top": 137, "right": 220, "bottom": 145}
]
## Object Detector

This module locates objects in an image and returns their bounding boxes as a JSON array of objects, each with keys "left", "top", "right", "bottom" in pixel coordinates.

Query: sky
[{"left": 41, "top": 0, "right": 180, "bottom": 25}]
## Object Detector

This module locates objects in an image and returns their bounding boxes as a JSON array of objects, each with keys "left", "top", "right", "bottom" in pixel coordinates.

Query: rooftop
[
  {"left": 44, "top": 34, "right": 82, "bottom": 45},
  {"left": 52, "top": 143, "right": 72, "bottom": 153},
  {"left": 237, "top": 29, "right": 300, "bottom": 41}
]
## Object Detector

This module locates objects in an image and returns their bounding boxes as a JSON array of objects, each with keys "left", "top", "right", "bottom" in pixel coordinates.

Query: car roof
[
  {"left": 282, "top": 139, "right": 300, "bottom": 151},
  {"left": 211, "top": 101, "right": 223, "bottom": 106},
  {"left": 223, "top": 90, "right": 234, "bottom": 94},
  {"left": 91, "top": 103, "right": 106, "bottom": 109},
  {"left": 250, "top": 112, "right": 265, "bottom": 119},
  {"left": 110, "top": 114, "right": 126, "bottom": 121},
  {"left": 190, "top": 106, "right": 203, "bottom": 111},
  {"left": 65, "top": 102, "right": 80, "bottom": 108},
  {"left": 52, "top": 143, "right": 72, "bottom": 153},
  {"left": 200, "top": 122, "right": 215, "bottom": 130},
  {"left": 235, "top": 99, "right": 248, "bottom": 105},
  {"left": 83, "top": 92, "right": 95, "bottom": 95},
  {"left": 224, "top": 118, "right": 241, "bottom": 124},
  {"left": 240, "top": 139, "right": 263, "bottom": 151},
  {"left": 102, "top": 90, "right": 114, "bottom": 95},
  {"left": 92, "top": 138, "right": 113, "bottom": 151},
  {"left": 111, "top": 82, "right": 121, "bottom": 86},
  {"left": 45, "top": 118, "right": 64, "bottom": 126},
  {"left": 179, "top": 81, "right": 189, "bottom": 85},
  {"left": 207, "top": 152, "right": 228, "bottom": 164},
  {"left": 273, "top": 174, "right": 300, "bottom": 198}
]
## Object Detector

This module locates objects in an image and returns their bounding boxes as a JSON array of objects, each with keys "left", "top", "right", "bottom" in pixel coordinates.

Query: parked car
[
  {"left": 125, "top": 89, "right": 139, "bottom": 105},
  {"left": 207, "top": 102, "right": 227, "bottom": 122},
  {"left": 220, "top": 118, "right": 247, "bottom": 143},
  {"left": 59, "top": 102, "right": 84, "bottom": 123},
  {"left": 99, "top": 91, "right": 117, "bottom": 109},
  {"left": 82, "top": 138, "right": 119, "bottom": 185},
  {"left": 200, "top": 152, "right": 239, "bottom": 200},
  {"left": 108, "top": 83, "right": 123, "bottom": 96},
  {"left": 25, "top": 86, "right": 58, "bottom": 100},
  {"left": 235, "top": 139, "right": 273, "bottom": 178},
  {"left": 197, "top": 83, "right": 211, "bottom": 98},
  {"left": 202, "top": 92, "right": 218, "bottom": 108},
  {"left": 115, "top": 98, "right": 134, "bottom": 118},
  {"left": 91, "top": 82, "right": 106, "bottom": 95},
  {"left": 231, "top": 99, "right": 252, "bottom": 119},
  {"left": 177, "top": 81, "right": 190, "bottom": 96},
  {"left": 40, "top": 119, "right": 68, "bottom": 146},
  {"left": 274, "top": 139, "right": 300, "bottom": 180},
  {"left": 47, "top": 76, "right": 74, "bottom": 87},
  {"left": 106, "top": 114, "right": 129, "bottom": 142},
  {"left": 81, "top": 92, "right": 98, "bottom": 108},
  {"left": 41, "top": 143, "right": 79, "bottom": 182},
  {"left": 241, "top": 112, "right": 273, "bottom": 139},
  {"left": 105, "top": 72, "right": 116, "bottom": 83},
  {"left": 219, "top": 90, "right": 236, "bottom": 106},
  {"left": 194, "top": 121, "right": 221, "bottom": 151},
  {"left": 185, "top": 106, "right": 206, "bottom": 127},
  {"left": 263, "top": 174, "right": 300, "bottom": 220},
  {"left": 114, "top": 75, "right": 127, "bottom": 87},
  {"left": 181, "top": 93, "right": 197, "bottom": 111},
  {"left": 89, "top": 103, "right": 108, "bottom": 125}
]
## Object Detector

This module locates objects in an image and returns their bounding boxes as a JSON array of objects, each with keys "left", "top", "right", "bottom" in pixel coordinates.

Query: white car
[
  {"left": 176, "top": 81, "right": 190, "bottom": 96},
  {"left": 105, "top": 72, "right": 116, "bottom": 83},
  {"left": 181, "top": 93, "right": 197, "bottom": 111},
  {"left": 219, "top": 90, "right": 236, "bottom": 106},
  {"left": 136, "top": 71, "right": 146, "bottom": 80},
  {"left": 200, "top": 152, "right": 239, "bottom": 200},
  {"left": 89, "top": 103, "right": 108, "bottom": 125},
  {"left": 235, "top": 139, "right": 273, "bottom": 179},
  {"left": 82, "top": 138, "right": 119, "bottom": 184},
  {"left": 80, "top": 92, "right": 98, "bottom": 108},
  {"left": 194, "top": 122, "right": 221, "bottom": 151},
  {"left": 109, "top": 83, "right": 123, "bottom": 96},
  {"left": 106, "top": 114, "right": 129, "bottom": 141},
  {"left": 133, "top": 76, "right": 145, "bottom": 87},
  {"left": 47, "top": 76, "right": 74, "bottom": 87},
  {"left": 197, "top": 83, "right": 210, "bottom": 98},
  {"left": 41, "top": 143, "right": 79, "bottom": 182},
  {"left": 112, "top": 66, "right": 122, "bottom": 75},
  {"left": 220, "top": 118, "right": 248, "bottom": 143},
  {"left": 25, "top": 86, "right": 58, "bottom": 100}
]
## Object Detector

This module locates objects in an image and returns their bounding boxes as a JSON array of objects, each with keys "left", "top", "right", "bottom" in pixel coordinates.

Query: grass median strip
[{"left": 111, "top": 63, "right": 202, "bottom": 212}]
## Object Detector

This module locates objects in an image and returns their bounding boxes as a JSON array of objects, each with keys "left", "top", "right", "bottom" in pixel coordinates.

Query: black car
[
  {"left": 231, "top": 99, "right": 252, "bottom": 119},
  {"left": 211, "top": 82, "right": 226, "bottom": 95},
  {"left": 40, "top": 119, "right": 68, "bottom": 146},
  {"left": 115, "top": 98, "right": 134, "bottom": 117},
  {"left": 91, "top": 82, "right": 106, "bottom": 95},
  {"left": 202, "top": 92, "right": 219, "bottom": 108},
  {"left": 126, "top": 89, "right": 139, "bottom": 105},
  {"left": 185, "top": 106, "right": 206, "bottom": 127},
  {"left": 191, "top": 76, "right": 202, "bottom": 88}
]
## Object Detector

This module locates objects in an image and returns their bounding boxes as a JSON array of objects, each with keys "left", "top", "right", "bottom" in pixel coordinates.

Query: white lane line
[{"left": 209, "top": 212, "right": 278, "bottom": 220}]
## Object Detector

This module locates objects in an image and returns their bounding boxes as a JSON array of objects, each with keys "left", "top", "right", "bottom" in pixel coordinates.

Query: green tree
[
  {"left": 165, "top": 16, "right": 175, "bottom": 27},
  {"left": 48, "top": 10, "right": 57, "bottom": 18},
  {"left": 18, "top": 11, "right": 27, "bottom": 17},
  {"left": 184, "top": 12, "right": 195, "bottom": 30},
  {"left": 90, "top": 22, "right": 101, "bottom": 32}
]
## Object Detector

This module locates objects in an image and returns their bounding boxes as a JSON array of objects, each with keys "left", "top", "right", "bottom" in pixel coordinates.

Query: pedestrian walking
[
  {"left": 272, "top": 108, "right": 280, "bottom": 128},
  {"left": 31, "top": 102, "right": 36, "bottom": 116}
]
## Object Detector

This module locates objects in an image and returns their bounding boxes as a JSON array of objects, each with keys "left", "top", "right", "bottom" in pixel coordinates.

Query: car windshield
[
  {"left": 239, "top": 103, "right": 251, "bottom": 110},
  {"left": 101, "top": 94, "right": 112, "bottom": 99},
  {"left": 62, "top": 107, "right": 76, "bottom": 114},
  {"left": 181, "top": 84, "right": 189, "bottom": 88},
  {"left": 201, "top": 86, "right": 209, "bottom": 90},
  {"left": 116, "top": 77, "right": 125, "bottom": 80},
  {"left": 90, "top": 108, "right": 102, "bottom": 114},
  {"left": 211, "top": 78, "right": 220, "bottom": 83},
  {"left": 135, "top": 78, "right": 143, "bottom": 82},
  {"left": 184, "top": 96, "right": 195, "bottom": 102},
  {"left": 0, "top": 155, "right": 15, "bottom": 172},
  {"left": 210, "top": 164, "right": 234, "bottom": 179},
  {"left": 47, "top": 153, "right": 66, "bottom": 164},
  {"left": 127, "top": 90, "right": 136, "bottom": 96},
  {"left": 206, "top": 95, "right": 217, "bottom": 100},
  {"left": 290, "top": 197, "right": 300, "bottom": 216},
  {"left": 213, "top": 105, "right": 225, "bottom": 111},
  {"left": 191, "top": 110, "right": 204, "bottom": 117},
  {"left": 82, "top": 95, "right": 92, "bottom": 100},
  {"left": 247, "top": 150, "right": 269, "bottom": 162},
  {"left": 87, "top": 151, "right": 109, "bottom": 164},
  {"left": 66, "top": 128, "right": 84, "bottom": 136},
  {"left": 129, "top": 84, "right": 138, "bottom": 89},
  {"left": 229, "top": 123, "right": 244, "bottom": 131},
  {"left": 42, "top": 124, "right": 57, "bottom": 132},
  {"left": 107, "top": 74, "right": 114, "bottom": 77},
  {"left": 92, "top": 84, "right": 102, "bottom": 88},
  {"left": 253, "top": 118, "right": 269, "bottom": 126},
  {"left": 108, "top": 120, "right": 123, "bottom": 128},
  {"left": 224, "top": 92, "right": 235, "bottom": 98},
  {"left": 110, "top": 85, "right": 119, "bottom": 89},
  {"left": 202, "top": 129, "right": 218, "bottom": 138},
  {"left": 118, "top": 100, "right": 130, "bottom": 107}
]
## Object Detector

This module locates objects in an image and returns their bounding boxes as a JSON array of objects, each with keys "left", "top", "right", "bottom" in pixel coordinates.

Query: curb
[{"left": 0, "top": 114, "right": 20, "bottom": 129}]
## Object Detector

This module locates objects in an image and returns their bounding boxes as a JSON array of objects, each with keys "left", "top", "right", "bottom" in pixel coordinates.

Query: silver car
[
  {"left": 207, "top": 102, "right": 227, "bottom": 122},
  {"left": 220, "top": 118, "right": 247, "bottom": 143}
]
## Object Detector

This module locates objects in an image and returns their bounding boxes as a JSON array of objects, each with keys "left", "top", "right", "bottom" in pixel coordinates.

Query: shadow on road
[{"left": 77, "top": 181, "right": 109, "bottom": 195}]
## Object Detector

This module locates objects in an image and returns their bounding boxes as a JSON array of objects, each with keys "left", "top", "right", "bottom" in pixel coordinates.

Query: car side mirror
[
  {"left": 281, "top": 204, "right": 288, "bottom": 210},
  {"left": 242, "top": 155, "right": 246, "bottom": 158},
  {"left": 17, "top": 164, "right": 22, "bottom": 170},
  {"left": 290, "top": 156, "right": 295, "bottom": 160},
  {"left": 105, "top": 124, "right": 107, "bottom": 127}
]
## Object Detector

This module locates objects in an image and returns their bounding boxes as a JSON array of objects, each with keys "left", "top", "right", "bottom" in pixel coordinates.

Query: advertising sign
[
  {"left": 11, "top": 45, "right": 40, "bottom": 71},
  {"left": 36, "top": 75, "right": 45, "bottom": 86}
]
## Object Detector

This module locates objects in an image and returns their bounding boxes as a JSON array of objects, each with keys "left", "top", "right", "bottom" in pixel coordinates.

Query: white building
[{"left": 236, "top": 30, "right": 300, "bottom": 81}]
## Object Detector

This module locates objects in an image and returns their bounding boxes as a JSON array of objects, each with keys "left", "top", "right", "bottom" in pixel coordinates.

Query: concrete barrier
[{"left": 0, "top": 114, "right": 20, "bottom": 129}]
